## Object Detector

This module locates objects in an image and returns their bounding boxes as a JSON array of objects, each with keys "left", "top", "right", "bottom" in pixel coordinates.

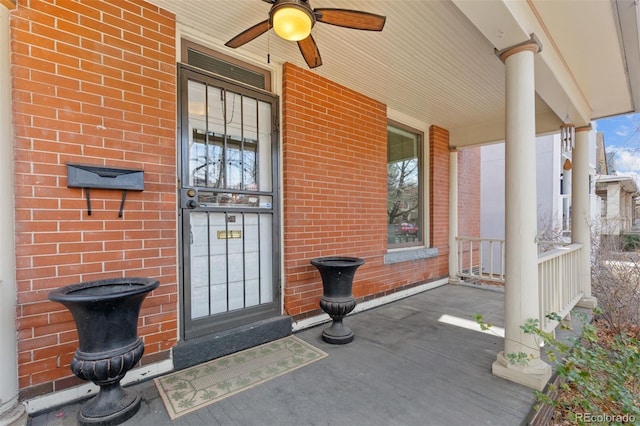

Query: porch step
[{"left": 172, "top": 315, "right": 292, "bottom": 371}]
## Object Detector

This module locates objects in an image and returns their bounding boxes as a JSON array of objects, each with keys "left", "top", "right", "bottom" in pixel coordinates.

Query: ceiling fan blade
[
  {"left": 298, "top": 35, "right": 322, "bottom": 68},
  {"left": 315, "top": 9, "right": 386, "bottom": 31},
  {"left": 262, "top": 0, "right": 276, "bottom": 3},
  {"left": 225, "top": 19, "right": 271, "bottom": 48}
]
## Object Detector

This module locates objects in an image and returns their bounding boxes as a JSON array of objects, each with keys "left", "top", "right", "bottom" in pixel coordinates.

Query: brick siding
[
  {"left": 283, "top": 64, "right": 450, "bottom": 319},
  {"left": 11, "top": 0, "right": 178, "bottom": 399},
  {"left": 9, "top": 0, "right": 461, "bottom": 399},
  {"left": 430, "top": 126, "right": 450, "bottom": 248},
  {"left": 456, "top": 147, "right": 482, "bottom": 272},
  {"left": 458, "top": 147, "right": 481, "bottom": 237}
]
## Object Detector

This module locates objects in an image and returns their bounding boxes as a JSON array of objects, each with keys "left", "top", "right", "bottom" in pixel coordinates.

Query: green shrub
[
  {"left": 620, "top": 233, "right": 640, "bottom": 251},
  {"left": 539, "top": 318, "right": 640, "bottom": 423},
  {"left": 475, "top": 313, "right": 640, "bottom": 424}
]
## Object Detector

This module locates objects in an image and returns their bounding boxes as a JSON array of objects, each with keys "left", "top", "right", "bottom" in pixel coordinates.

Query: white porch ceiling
[{"left": 148, "top": 0, "right": 640, "bottom": 148}]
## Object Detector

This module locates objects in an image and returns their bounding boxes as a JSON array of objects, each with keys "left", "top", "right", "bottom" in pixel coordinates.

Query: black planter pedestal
[
  {"left": 310, "top": 256, "right": 364, "bottom": 344},
  {"left": 48, "top": 277, "right": 159, "bottom": 426}
]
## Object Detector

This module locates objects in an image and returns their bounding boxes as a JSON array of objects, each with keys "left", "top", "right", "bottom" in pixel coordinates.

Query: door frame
[{"left": 176, "top": 63, "right": 281, "bottom": 340}]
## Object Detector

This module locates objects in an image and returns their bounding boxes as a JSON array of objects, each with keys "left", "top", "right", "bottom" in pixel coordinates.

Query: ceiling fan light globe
[{"left": 272, "top": 6, "right": 312, "bottom": 41}]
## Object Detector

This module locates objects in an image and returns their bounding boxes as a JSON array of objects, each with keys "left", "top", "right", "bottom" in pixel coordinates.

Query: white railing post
[
  {"left": 488, "top": 241, "right": 494, "bottom": 280},
  {"left": 449, "top": 149, "right": 461, "bottom": 284},
  {"left": 468, "top": 240, "right": 473, "bottom": 277},
  {"left": 500, "top": 240, "right": 505, "bottom": 279}
]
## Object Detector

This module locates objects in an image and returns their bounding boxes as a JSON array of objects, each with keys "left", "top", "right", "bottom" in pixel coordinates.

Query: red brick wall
[
  {"left": 456, "top": 147, "right": 482, "bottom": 273},
  {"left": 11, "top": 0, "right": 177, "bottom": 398},
  {"left": 9, "top": 1, "right": 457, "bottom": 397},
  {"left": 430, "top": 126, "right": 450, "bottom": 248},
  {"left": 282, "top": 63, "right": 450, "bottom": 319},
  {"left": 458, "top": 147, "right": 481, "bottom": 238}
]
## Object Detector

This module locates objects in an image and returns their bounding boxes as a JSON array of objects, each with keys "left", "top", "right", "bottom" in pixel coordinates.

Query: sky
[{"left": 594, "top": 112, "right": 640, "bottom": 185}]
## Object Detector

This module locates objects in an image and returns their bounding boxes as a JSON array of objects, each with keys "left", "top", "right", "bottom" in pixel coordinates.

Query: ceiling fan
[{"left": 225, "top": 0, "right": 386, "bottom": 69}]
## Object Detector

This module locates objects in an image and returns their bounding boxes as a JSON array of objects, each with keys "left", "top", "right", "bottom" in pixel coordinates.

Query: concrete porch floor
[{"left": 28, "top": 284, "right": 543, "bottom": 426}]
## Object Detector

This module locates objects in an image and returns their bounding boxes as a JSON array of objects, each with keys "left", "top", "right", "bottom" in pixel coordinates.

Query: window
[{"left": 387, "top": 122, "right": 423, "bottom": 248}]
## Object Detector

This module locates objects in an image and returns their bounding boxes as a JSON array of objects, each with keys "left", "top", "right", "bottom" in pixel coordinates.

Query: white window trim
[{"left": 387, "top": 109, "right": 430, "bottom": 253}]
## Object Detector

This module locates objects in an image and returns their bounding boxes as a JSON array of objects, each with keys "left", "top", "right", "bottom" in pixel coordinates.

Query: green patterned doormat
[{"left": 154, "top": 336, "right": 328, "bottom": 419}]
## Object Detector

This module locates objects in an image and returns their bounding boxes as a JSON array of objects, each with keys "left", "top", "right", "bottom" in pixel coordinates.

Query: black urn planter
[
  {"left": 310, "top": 256, "right": 364, "bottom": 344},
  {"left": 48, "top": 277, "right": 159, "bottom": 426}
]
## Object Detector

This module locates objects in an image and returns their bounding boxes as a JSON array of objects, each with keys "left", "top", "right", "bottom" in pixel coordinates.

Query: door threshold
[{"left": 172, "top": 315, "right": 292, "bottom": 371}]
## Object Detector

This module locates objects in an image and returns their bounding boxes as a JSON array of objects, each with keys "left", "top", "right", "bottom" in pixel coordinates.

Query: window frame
[{"left": 387, "top": 119, "right": 425, "bottom": 250}]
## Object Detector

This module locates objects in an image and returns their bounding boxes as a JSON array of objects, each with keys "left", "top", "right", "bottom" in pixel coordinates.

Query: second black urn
[{"left": 310, "top": 256, "right": 364, "bottom": 344}]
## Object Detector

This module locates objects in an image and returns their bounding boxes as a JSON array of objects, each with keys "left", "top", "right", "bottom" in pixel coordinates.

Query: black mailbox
[
  {"left": 67, "top": 163, "right": 144, "bottom": 190},
  {"left": 67, "top": 163, "right": 144, "bottom": 217}
]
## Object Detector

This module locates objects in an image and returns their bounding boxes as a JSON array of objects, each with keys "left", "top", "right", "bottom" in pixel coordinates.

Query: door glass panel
[
  {"left": 209, "top": 212, "right": 228, "bottom": 314},
  {"left": 190, "top": 212, "right": 210, "bottom": 319},
  {"left": 226, "top": 213, "right": 244, "bottom": 311},
  {"left": 258, "top": 101, "right": 272, "bottom": 192},
  {"left": 189, "top": 84, "right": 272, "bottom": 193},
  {"left": 207, "top": 86, "right": 225, "bottom": 142},
  {"left": 206, "top": 86, "right": 225, "bottom": 188},
  {"left": 243, "top": 96, "right": 258, "bottom": 191},
  {"left": 259, "top": 213, "right": 273, "bottom": 303},
  {"left": 244, "top": 215, "right": 260, "bottom": 307},
  {"left": 190, "top": 211, "right": 274, "bottom": 319},
  {"left": 188, "top": 81, "right": 207, "bottom": 188},
  {"left": 225, "top": 91, "right": 242, "bottom": 190}
]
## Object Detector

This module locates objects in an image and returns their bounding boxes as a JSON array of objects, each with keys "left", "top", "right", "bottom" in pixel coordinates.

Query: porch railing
[
  {"left": 456, "top": 237, "right": 505, "bottom": 283},
  {"left": 537, "top": 243, "right": 584, "bottom": 333},
  {"left": 456, "top": 237, "right": 584, "bottom": 333}
]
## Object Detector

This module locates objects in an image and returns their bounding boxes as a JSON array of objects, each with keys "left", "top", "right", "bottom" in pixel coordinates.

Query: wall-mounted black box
[
  {"left": 67, "top": 163, "right": 144, "bottom": 191},
  {"left": 67, "top": 163, "right": 144, "bottom": 217}
]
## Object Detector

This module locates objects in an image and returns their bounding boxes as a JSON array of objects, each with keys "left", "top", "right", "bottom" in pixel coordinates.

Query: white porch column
[
  {"left": 573, "top": 126, "right": 597, "bottom": 308},
  {"left": 0, "top": 2, "right": 24, "bottom": 425},
  {"left": 605, "top": 183, "right": 622, "bottom": 234},
  {"left": 491, "top": 37, "right": 552, "bottom": 391},
  {"left": 449, "top": 149, "right": 461, "bottom": 284}
]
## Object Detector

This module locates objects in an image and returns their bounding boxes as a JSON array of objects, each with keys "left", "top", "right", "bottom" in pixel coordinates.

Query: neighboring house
[
  {"left": 595, "top": 132, "right": 609, "bottom": 175},
  {"left": 480, "top": 132, "right": 600, "bottom": 253},
  {"left": 596, "top": 175, "right": 639, "bottom": 235},
  {"left": 1, "top": 0, "right": 639, "bottom": 421},
  {"left": 480, "top": 135, "right": 563, "bottom": 246},
  {"left": 594, "top": 131, "right": 638, "bottom": 236}
]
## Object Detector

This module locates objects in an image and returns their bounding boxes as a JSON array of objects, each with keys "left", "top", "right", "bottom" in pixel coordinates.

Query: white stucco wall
[
  {"left": 481, "top": 135, "right": 560, "bottom": 239},
  {"left": 535, "top": 134, "right": 561, "bottom": 232},
  {"left": 480, "top": 143, "right": 505, "bottom": 240}
]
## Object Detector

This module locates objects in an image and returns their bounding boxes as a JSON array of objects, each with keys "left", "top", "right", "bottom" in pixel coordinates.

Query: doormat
[{"left": 154, "top": 335, "right": 328, "bottom": 419}]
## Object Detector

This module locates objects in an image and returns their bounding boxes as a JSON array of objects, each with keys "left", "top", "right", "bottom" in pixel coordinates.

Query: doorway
[{"left": 178, "top": 64, "right": 280, "bottom": 340}]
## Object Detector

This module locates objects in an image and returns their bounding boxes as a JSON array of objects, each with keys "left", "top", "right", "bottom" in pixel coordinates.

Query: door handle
[{"left": 186, "top": 199, "right": 198, "bottom": 209}]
